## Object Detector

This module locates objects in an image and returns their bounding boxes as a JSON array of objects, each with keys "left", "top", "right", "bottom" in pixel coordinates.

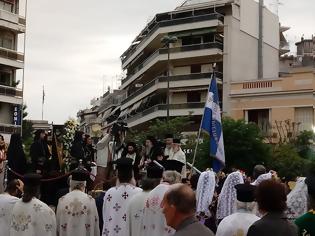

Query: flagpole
[
  {"left": 191, "top": 66, "right": 216, "bottom": 170},
  {"left": 42, "top": 85, "right": 44, "bottom": 120}
]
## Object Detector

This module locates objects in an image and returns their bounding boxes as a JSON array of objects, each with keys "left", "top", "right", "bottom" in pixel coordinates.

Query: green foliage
[
  {"left": 270, "top": 144, "right": 310, "bottom": 180},
  {"left": 293, "top": 130, "right": 315, "bottom": 160},
  {"left": 126, "top": 116, "right": 192, "bottom": 144},
  {"left": 222, "top": 118, "right": 272, "bottom": 173}
]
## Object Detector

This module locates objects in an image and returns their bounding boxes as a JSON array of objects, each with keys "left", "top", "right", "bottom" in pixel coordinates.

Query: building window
[
  {"left": 295, "top": 107, "right": 314, "bottom": 131},
  {"left": 0, "top": 32, "right": 14, "bottom": 50},
  {"left": 0, "top": 1, "right": 13, "bottom": 12},
  {"left": 181, "top": 36, "right": 202, "bottom": 46},
  {"left": 191, "top": 64, "right": 201, "bottom": 73},
  {"left": 0, "top": 71, "right": 11, "bottom": 86},
  {"left": 247, "top": 109, "right": 270, "bottom": 134},
  {"left": 187, "top": 91, "right": 201, "bottom": 103}
]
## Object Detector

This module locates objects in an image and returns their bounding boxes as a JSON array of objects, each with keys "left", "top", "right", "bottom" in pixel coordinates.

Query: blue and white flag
[{"left": 201, "top": 74, "right": 225, "bottom": 172}]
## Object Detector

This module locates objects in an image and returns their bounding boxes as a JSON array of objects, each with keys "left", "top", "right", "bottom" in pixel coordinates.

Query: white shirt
[
  {"left": 102, "top": 184, "right": 142, "bottom": 236},
  {"left": 56, "top": 190, "right": 100, "bottom": 236},
  {"left": 216, "top": 211, "right": 260, "bottom": 236},
  {"left": 126, "top": 190, "right": 150, "bottom": 236},
  {"left": 10, "top": 197, "right": 56, "bottom": 236},
  {"left": 0, "top": 193, "right": 19, "bottom": 235},
  {"left": 96, "top": 134, "right": 111, "bottom": 168}
]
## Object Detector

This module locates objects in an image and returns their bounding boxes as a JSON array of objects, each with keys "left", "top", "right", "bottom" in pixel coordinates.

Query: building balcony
[
  {"left": 0, "top": 9, "right": 26, "bottom": 33},
  {"left": 126, "top": 102, "right": 204, "bottom": 127},
  {"left": 121, "top": 72, "right": 223, "bottom": 110},
  {"left": 0, "top": 84, "right": 23, "bottom": 104},
  {"left": 0, "top": 47, "right": 24, "bottom": 68},
  {"left": 121, "top": 13, "right": 224, "bottom": 68},
  {"left": 0, "top": 123, "right": 20, "bottom": 134},
  {"left": 121, "top": 42, "right": 223, "bottom": 89}
]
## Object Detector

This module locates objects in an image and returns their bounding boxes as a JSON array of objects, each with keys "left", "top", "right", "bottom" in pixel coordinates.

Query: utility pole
[{"left": 258, "top": 0, "right": 264, "bottom": 79}]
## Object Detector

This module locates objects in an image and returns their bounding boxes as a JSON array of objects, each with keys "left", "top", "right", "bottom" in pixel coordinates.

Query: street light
[{"left": 161, "top": 35, "right": 178, "bottom": 123}]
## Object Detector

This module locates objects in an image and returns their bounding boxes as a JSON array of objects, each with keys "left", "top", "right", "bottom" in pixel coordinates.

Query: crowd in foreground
[{"left": 0, "top": 160, "right": 314, "bottom": 236}]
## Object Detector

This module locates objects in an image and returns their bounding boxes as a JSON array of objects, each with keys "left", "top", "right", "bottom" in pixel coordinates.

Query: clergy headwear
[
  {"left": 164, "top": 160, "right": 184, "bottom": 174},
  {"left": 71, "top": 169, "right": 89, "bottom": 182},
  {"left": 235, "top": 183, "right": 256, "bottom": 202},
  {"left": 115, "top": 157, "right": 134, "bottom": 170},
  {"left": 173, "top": 138, "right": 181, "bottom": 145},
  {"left": 23, "top": 173, "right": 42, "bottom": 186},
  {"left": 147, "top": 163, "right": 164, "bottom": 179},
  {"left": 165, "top": 134, "right": 173, "bottom": 139}
]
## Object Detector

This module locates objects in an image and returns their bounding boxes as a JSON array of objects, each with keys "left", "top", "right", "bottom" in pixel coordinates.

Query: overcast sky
[{"left": 23, "top": 0, "right": 314, "bottom": 124}]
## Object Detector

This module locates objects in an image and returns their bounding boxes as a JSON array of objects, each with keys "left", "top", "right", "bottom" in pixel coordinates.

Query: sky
[{"left": 22, "top": 0, "right": 314, "bottom": 124}]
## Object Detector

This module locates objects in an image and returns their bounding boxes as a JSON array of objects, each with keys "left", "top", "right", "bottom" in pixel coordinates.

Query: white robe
[
  {"left": 0, "top": 193, "right": 19, "bottom": 236},
  {"left": 216, "top": 211, "right": 260, "bottom": 236},
  {"left": 126, "top": 190, "right": 149, "bottom": 236},
  {"left": 96, "top": 134, "right": 111, "bottom": 168},
  {"left": 10, "top": 197, "right": 56, "bottom": 236},
  {"left": 169, "top": 148, "right": 187, "bottom": 177},
  {"left": 140, "top": 183, "right": 175, "bottom": 236},
  {"left": 56, "top": 190, "right": 100, "bottom": 236},
  {"left": 102, "top": 184, "right": 142, "bottom": 236}
]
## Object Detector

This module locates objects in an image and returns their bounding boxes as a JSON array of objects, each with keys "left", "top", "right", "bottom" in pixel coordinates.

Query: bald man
[{"left": 162, "top": 184, "right": 214, "bottom": 236}]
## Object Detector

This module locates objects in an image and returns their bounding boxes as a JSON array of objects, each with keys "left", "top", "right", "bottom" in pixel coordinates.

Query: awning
[
  {"left": 109, "top": 106, "right": 120, "bottom": 116},
  {"left": 130, "top": 100, "right": 142, "bottom": 113},
  {"left": 119, "top": 108, "right": 130, "bottom": 118},
  {"left": 102, "top": 109, "right": 112, "bottom": 120},
  {"left": 169, "top": 28, "right": 217, "bottom": 38},
  {"left": 170, "top": 87, "right": 208, "bottom": 93}
]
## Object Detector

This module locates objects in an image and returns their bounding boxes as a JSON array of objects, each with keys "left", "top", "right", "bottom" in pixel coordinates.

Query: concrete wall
[{"left": 0, "top": 102, "right": 12, "bottom": 124}]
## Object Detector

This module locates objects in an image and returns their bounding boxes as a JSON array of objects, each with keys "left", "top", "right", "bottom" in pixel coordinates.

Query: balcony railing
[
  {"left": 0, "top": 84, "right": 22, "bottom": 97},
  {"left": 0, "top": 47, "right": 24, "bottom": 61},
  {"left": 123, "top": 72, "right": 215, "bottom": 105},
  {"left": 122, "top": 42, "right": 223, "bottom": 85},
  {"left": 122, "top": 13, "right": 224, "bottom": 64},
  {"left": 0, "top": 123, "right": 20, "bottom": 134},
  {"left": 127, "top": 102, "right": 204, "bottom": 123}
]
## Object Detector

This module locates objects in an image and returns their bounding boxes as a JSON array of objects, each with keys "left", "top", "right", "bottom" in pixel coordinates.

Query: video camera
[{"left": 111, "top": 121, "right": 128, "bottom": 136}]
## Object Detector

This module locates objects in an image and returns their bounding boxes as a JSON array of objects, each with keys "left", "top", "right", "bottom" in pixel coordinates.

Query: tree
[
  {"left": 294, "top": 130, "right": 315, "bottom": 160},
  {"left": 221, "top": 118, "right": 272, "bottom": 173}
]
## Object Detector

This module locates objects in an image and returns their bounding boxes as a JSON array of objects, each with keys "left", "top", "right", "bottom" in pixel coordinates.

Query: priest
[
  {"left": 216, "top": 183, "right": 260, "bottom": 236},
  {"left": 102, "top": 158, "right": 142, "bottom": 235},
  {"left": 56, "top": 169, "right": 100, "bottom": 236},
  {"left": 10, "top": 173, "right": 56, "bottom": 236},
  {"left": 168, "top": 139, "right": 186, "bottom": 177},
  {"left": 126, "top": 162, "right": 164, "bottom": 236}
]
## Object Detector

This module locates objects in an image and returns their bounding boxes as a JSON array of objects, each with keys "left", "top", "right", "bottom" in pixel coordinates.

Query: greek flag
[{"left": 201, "top": 74, "right": 225, "bottom": 172}]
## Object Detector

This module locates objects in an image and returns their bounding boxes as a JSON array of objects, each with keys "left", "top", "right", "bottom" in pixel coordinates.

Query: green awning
[{"left": 169, "top": 28, "right": 217, "bottom": 38}]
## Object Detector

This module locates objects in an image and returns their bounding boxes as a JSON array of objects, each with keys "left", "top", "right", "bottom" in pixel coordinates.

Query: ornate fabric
[
  {"left": 140, "top": 183, "right": 175, "bottom": 236},
  {"left": 196, "top": 170, "right": 216, "bottom": 218},
  {"left": 252, "top": 172, "right": 272, "bottom": 186},
  {"left": 56, "top": 190, "right": 100, "bottom": 236},
  {"left": 102, "top": 184, "right": 141, "bottom": 236},
  {"left": 286, "top": 177, "right": 308, "bottom": 220},
  {"left": 126, "top": 191, "right": 149, "bottom": 236},
  {"left": 0, "top": 193, "right": 19, "bottom": 235},
  {"left": 9, "top": 197, "right": 56, "bottom": 236},
  {"left": 216, "top": 171, "right": 244, "bottom": 220}
]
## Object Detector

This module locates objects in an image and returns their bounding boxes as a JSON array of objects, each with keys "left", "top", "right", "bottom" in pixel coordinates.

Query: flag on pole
[{"left": 201, "top": 74, "right": 225, "bottom": 172}]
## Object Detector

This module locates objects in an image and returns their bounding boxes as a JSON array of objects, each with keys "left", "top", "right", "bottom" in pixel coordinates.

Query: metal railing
[
  {"left": 0, "top": 47, "right": 24, "bottom": 61},
  {"left": 123, "top": 42, "right": 223, "bottom": 85},
  {"left": 0, "top": 84, "right": 22, "bottom": 97},
  {"left": 122, "top": 13, "right": 224, "bottom": 64},
  {"left": 122, "top": 72, "right": 213, "bottom": 105},
  {"left": 127, "top": 102, "right": 204, "bottom": 123}
]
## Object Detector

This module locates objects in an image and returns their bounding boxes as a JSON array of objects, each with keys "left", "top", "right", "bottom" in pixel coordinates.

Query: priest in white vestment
[
  {"left": 102, "top": 158, "right": 142, "bottom": 236},
  {"left": 10, "top": 174, "right": 56, "bottom": 236},
  {"left": 56, "top": 169, "right": 100, "bottom": 236},
  {"left": 140, "top": 170, "right": 181, "bottom": 236},
  {"left": 216, "top": 171, "right": 244, "bottom": 221},
  {"left": 126, "top": 163, "right": 164, "bottom": 236},
  {"left": 168, "top": 139, "right": 186, "bottom": 177},
  {"left": 0, "top": 179, "right": 23, "bottom": 236},
  {"left": 163, "top": 134, "right": 173, "bottom": 158},
  {"left": 216, "top": 183, "right": 260, "bottom": 236}
]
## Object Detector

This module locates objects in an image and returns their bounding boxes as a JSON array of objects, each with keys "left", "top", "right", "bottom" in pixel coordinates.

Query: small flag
[
  {"left": 42, "top": 85, "right": 45, "bottom": 104},
  {"left": 201, "top": 74, "right": 225, "bottom": 172}
]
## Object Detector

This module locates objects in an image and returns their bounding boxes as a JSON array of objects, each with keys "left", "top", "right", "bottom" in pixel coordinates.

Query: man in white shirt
[
  {"left": 0, "top": 179, "right": 23, "bottom": 235},
  {"left": 56, "top": 169, "right": 100, "bottom": 236}
]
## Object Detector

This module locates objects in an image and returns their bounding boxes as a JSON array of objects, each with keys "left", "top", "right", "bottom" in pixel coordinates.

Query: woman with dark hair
[
  {"left": 70, "top": 131, "right": 85, "bottom": 170},
  {"left": 247, "top": 180, "right": 298, "bottom": 236},
  {"left": 10, "top": 174, "right": 56, "bottom": 235},
  {"left": 30, "top": 129, "right": 50, "bottom": 174},
  {"left": 7, "top": 133, "right": 27, "bottom": 182}
]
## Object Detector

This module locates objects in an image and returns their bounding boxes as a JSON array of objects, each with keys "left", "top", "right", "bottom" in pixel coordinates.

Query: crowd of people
[{"left": 0, "top": 131, "right": 314, "bottom": 236}]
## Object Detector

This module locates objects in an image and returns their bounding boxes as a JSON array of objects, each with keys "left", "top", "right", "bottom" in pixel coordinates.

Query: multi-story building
[
  {"left": 119, "top": 0, "right": 279, "bottom": 130},
  {"left": 0, "top": 0, "right": 26, "bottom": 140},
  {"left": 231, "top": 35, "right": 315, "bottom": 139}
]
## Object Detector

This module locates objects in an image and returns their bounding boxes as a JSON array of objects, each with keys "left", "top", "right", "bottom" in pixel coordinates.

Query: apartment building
[
  {"left": 0, "top": 0, "right": 26, "bottom": 140},
  {"left": 119, "top": 0, "right": 279, "bottom": 130}
]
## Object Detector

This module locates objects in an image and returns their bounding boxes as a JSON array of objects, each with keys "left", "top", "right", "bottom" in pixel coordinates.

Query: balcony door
[{"left": 247, "top": 109, "right": 270, "bottom": 134}]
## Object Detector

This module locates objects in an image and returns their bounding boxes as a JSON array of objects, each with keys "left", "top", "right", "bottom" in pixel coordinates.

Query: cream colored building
[
  {"left": 230, "top": 36, "right": 315, "bottom": 138},
  {"left": 0, "top": 0, "right": 26, "bottom": 141},
  {"left": 119, "top": 0, "right": 279, "bottom": 130}
]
